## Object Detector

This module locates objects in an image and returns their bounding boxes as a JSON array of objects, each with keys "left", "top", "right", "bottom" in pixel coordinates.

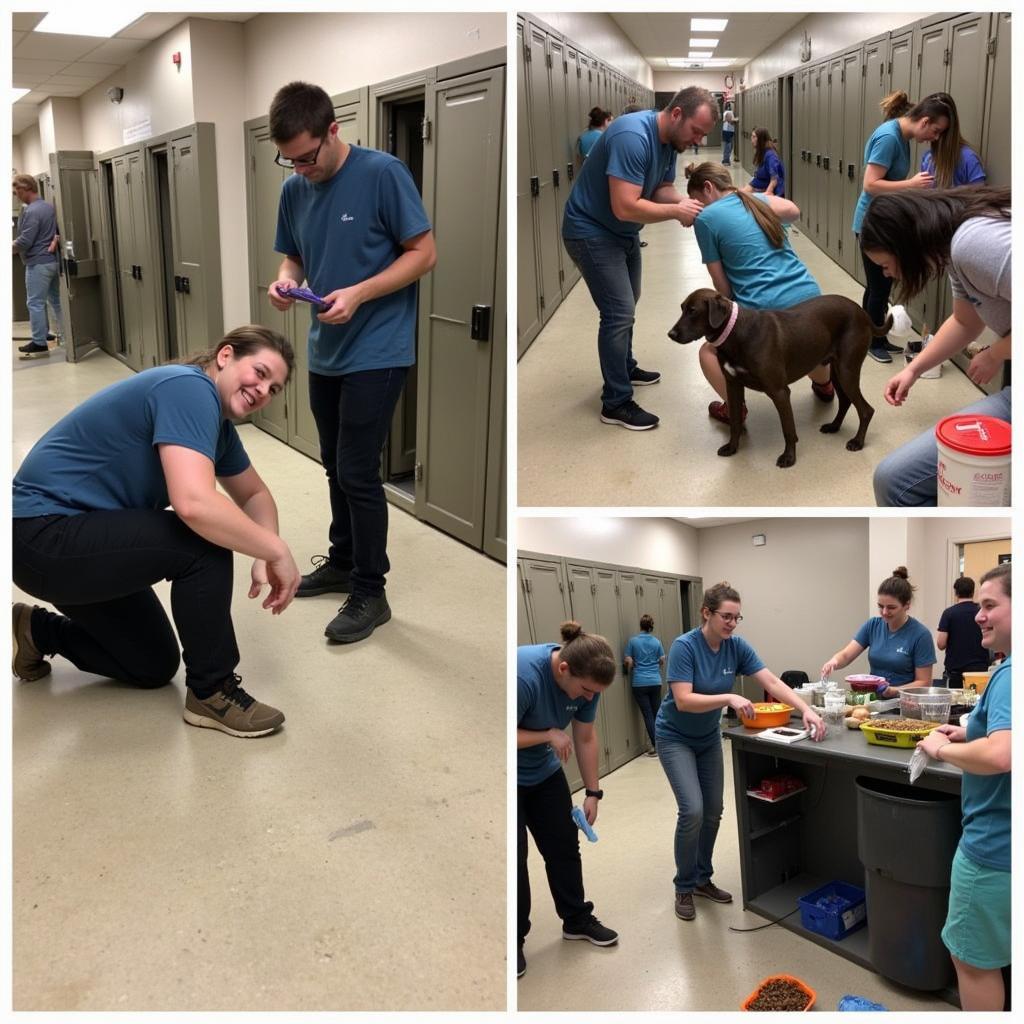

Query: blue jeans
[
  {"left": 562, "top": 233, "right": 642, "bottom": 410},
  {"left": 873, "top": 386, "right": 1011, "bottom": 506},
  {"left": 657, "top": 732, "right": 725, "bottom": 892},
  {"left": 25, "top": 260, "right": 62, "bottom": 344},
  {"left": 722, "top": 132, "right": 734, "bottom": 164}
]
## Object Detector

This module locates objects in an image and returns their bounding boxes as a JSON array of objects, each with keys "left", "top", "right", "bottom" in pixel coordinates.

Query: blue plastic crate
[{"left": 798, "top": 881, "right": 866, "bottom": 941}]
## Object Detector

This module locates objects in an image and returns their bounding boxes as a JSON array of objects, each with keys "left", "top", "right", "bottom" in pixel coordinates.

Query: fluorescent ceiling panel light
[
  {"left": 34, "top": 11, "right": 142, "bottom": 37},
  {"left": 13, "top": 88, "right": 31, "bottom": 102},
  {"left": 689, "top": 38, "right": 719, "bottom": 48},
  {"left": 691, "top": 18, "right": 728, "bottom": 32},
  {"left": 688, "top": 52, "right": 714, "bottom": 59}
]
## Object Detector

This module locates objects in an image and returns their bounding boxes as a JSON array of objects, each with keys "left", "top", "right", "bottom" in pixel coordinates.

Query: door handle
[
  {"left": 847, "top": 163, "right": 855, "bottom": 180},
  {"left": 567, "top": 163, "right": 574, "bottom": 181},
  {"left": 181, "top": 276, "right": 190, "bottom": 294},
  {"left": 174, "top": 275, "right": 182, "bottom": 292},
  {"left": 530, "top": 176, "right": 539, "bottom": 197},
  {"left": 471, "top": 304, "right": 491, "bottom": 342},
  {"left": 552, "top": 168, "right": 560, "bottom": 188},
  {"left": 428, "top": 313, "right": 469, "bottom": 326}
]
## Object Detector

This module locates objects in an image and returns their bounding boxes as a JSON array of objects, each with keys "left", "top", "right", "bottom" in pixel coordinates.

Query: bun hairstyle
[
  {"left": 640, "top": 613, "right": 655, "bottom": 632},
  {"left": 558, "top": 621, "right": 615, "bottom": 685},
  {"left": 588, "top": 106, "right": 612, "bottom": 129},
  {"left": 702, "top": 581, "right": 741, "bottom": 614},
  {"left": 684, "top": 161, "right": 784, "bottom": 248},
  {"left": 980, "top": 563, "right": 1011, "bottom": 598},
  {"left": 878, "top": 566, "right": 916, "bottom": 605}
]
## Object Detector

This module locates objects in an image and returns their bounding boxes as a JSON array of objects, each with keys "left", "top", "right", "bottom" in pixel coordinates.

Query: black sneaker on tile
[
  {"left": 562, "top": 915, "right": 618, "bottom": 946},
  {"left": 517, "top": 946, "right": 526, "bottom": 978},
  {"left": 600, "top": 400, "right": 659, "bottom": 430},
  {"left": 867, "top": 344, "right": 892, "bottom": 364},
  {"left": 295, "top": 555, "right": 352, "bottom": 598},
  {"left": 629, "top": 366, "right": 661, "bottom": 386},
  {"left": 324, "top": 593, "right": 391, "bottom": 643}
]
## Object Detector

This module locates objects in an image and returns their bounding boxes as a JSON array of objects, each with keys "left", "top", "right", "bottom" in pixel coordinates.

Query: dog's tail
[{"left": 871, "top": 313, "right": 894, "bottom": 337}]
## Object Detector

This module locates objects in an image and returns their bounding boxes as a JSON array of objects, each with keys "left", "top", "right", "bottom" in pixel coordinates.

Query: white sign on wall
[{"left": 123, "top": 118, "right": 152, "bottom": 144}]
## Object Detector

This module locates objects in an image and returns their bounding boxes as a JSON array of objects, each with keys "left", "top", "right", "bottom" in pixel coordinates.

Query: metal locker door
[
  {"left": 591, "top": 568, "right": 636, "bottom": 771},
  {"left": 126, "top": 148, "right": 160, "bottom": 368},
  {"left": 416, "top": 64, "right": 504, "bottom": 548},
  {"left": 517, "top": 21, "right": 543, "bottom": 355},
  {"left": 856, "top": 38, "right": 888, "bottom": 286},
  {"left": 110, "top": 152, "right": 145, "bottom": 369},
  {"left": 333, "top": 90, "right": 368, "bottom": 147},
  {"left": 794, "top": 70, "right": 808, "bottom": 233},
  {"left": 888, "top": 29, "right": 914, "bottom": 96},
  {"left": 839, "top": 49, "right": 862, "bottom": 278},
  {"left": 947, "top": 13, "right": 991, "bottom": 166},
  {"left": 659, "top": 577, "right": 684, "bottom": 648},
  {"left": 808, "top": 66, "right": 824, "bottom": 247},
  {"left": 520, "top": 557, "right": 570, "bottom": 642},
  {"left": 516, "top": 561, "right": 535, "bottom": 645},
  {"left": 562, "top": 48, "right": 582, "bottom": 289},
  {"left": 980, "top": 13, "right": 1010, "bottom": 188},
  {"left": 566, "top": 564, "right": 609, "bottom": 783},
  {"left": 825, "top": 57, "right": 844, "bottom": 262},
  {"left": 47, "top": 151, "right": 104, "bottom": 363},
  {"left": 546, "top": 35, "right": 571, "bottom": 302}
]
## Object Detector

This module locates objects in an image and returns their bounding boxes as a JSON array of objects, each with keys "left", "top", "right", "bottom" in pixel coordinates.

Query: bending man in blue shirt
[{"left": 268, "top": 82, "right": 436, "bottom": 644}]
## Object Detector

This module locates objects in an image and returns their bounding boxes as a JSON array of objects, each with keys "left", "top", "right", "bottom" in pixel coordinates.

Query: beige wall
[
  {"left": 16, "top": 125, "right": 44, "bottom": 177},
  {"left": 652, "top": 70, "right": 737, "bottom": 95},
  {"left": 743, "top": 12, "right": 922, "bottom": 86},
  {"left": 39, "top": 98, "right": 83, "bottom": 156},
  {"left": 527, "top": 12, "right": 653, "bottom": 89}
]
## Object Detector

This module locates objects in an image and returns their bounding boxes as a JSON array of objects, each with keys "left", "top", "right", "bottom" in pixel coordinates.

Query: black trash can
[{"left": 855, "top": 776, "right": 962, "bottom": 991}]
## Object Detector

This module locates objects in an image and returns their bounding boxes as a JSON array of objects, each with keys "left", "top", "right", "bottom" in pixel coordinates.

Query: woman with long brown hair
[{"left": 742, "top": 126, "right": 785, "bottom": 196}]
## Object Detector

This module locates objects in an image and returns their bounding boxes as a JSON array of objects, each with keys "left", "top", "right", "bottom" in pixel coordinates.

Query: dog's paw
[
  {"left": 717, "top": 443, "right": 739, "bottom": 458},
  {"left": 845, "top": 439, "right": 864, "bottom": 452},
  {"left": 819, "top": 422, "right": 840, "bottom": 434},
  {"left": 776, "top": 451, "right": 796, "bottom": 468}
]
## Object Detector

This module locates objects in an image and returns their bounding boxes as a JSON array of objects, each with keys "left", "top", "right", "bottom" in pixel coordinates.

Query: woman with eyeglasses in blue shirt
[{"left": 655, "top": 581, "right": 824, "bottom": 924}]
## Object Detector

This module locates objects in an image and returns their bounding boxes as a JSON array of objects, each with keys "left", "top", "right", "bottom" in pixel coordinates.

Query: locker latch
[
  {"left": 420, "top": 116, "right": 432, "bottom": 142},
  {"left": 552, "top": 168, "right": 560, "bottom": 187},
  {"left": 823, "top": 156, "right": 830, "bottom": 171},
  {"left": 174, "top": 275, "right": 191, "bottom": 294},
  {"left": 414, "top": 462, "right": 423, "bottom": 482},
  {"left": 530, "top": 176, "right": 539, "bottom": 197},
  {"left": 567, "top": 163, "right": 574, "bottom": 181},
  {"left": 847, "top": 163, "right": 855, "bottom": 180},
  {"left": 471, "top": 304, "right": 491, "bottom": 342}
]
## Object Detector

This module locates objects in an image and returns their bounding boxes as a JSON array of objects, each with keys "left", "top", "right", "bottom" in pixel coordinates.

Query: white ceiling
[
  {"left": 610, "top": 12, "right": 807, "bottom": 71},
  {"left": 12, "top": 12, "right": 255, "bottom": 135},
  {"left": 673, "top": 518, "right": 759, "bottom": 529}
]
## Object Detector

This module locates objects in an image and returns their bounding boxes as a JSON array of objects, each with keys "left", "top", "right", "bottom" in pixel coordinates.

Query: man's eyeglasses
[
  {"left": 714, "top": 611, "right": 744, "bottom": 624},
  {"left": 274, "top": 136, "right": 326, "bottom": 169}
]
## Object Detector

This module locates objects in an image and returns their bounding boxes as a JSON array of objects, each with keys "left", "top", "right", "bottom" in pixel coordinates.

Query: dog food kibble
[
  {"left": 866, "top": 718, "right": 934, "bottom": 732},
  {"left": 747, "top": 979, "right": 811, "bottom": 1011}
]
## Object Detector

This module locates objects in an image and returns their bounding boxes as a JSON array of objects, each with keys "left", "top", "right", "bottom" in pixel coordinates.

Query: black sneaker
[
  {"left": 600, "top": 400, "right": 659, "bottom": 430},
  {"left": 517, "top": 946, "right": 526, "bottom": 978},
  {"left": 296, "top": 555, "right": 352, "bottom": 598},
  {"left": 325, "top": 592, "right": 391, "bottom": 643},
  {"left": 867, "top": 344, "right": 892, "bottom": 364},
  {"left": 183, "top": 674, "right": 285, "bottom": 738},
  {"left": 629, "top": 366, "right": 661, "bottom": 386},
  {"left": 17, "top": 341, "right": 49, "bottom": 359},
  {"left": 562, "top": 915, "right": 618, "bottom": 946},
  {"left": 881, "top": 339, "right": 904, "bottom": 353}
]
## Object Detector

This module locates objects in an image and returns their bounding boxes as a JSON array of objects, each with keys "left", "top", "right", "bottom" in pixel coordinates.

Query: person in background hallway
[
  {"left": 517, "top": 622, "right": 619, "bottom": 979},
  {"left": 577, "top": 106, "right": 612, "bottom": 164},
  {"left": 657, "top": 582, "right": 824, "bottom": 923},
  {"left": 852, "top": 90, "right": 954, "bottom": 364},
  {"left": 917, "top": 563, "right": 1011, "bottom": 1012},
  {"left": 562, "top": 86, "right": 715, "bottom": 431},
  {"left": 821, "top": 567, "right": 936, "bottom": 695},
  {"left": 921, "top": 111, "right": 986, "bottom": 188},
  {"left": 268, "top": 81, "right": 436, "bottom": 643},
  {"left": 12, "top": 174, "right": 62, "bottom": 359},
  {"left": 741, "top": 127, "right": 785, "bottom": 197},
  {"left": 12, "top": 326, "right": 300, "bottom": 738},
  {"left": 937, "top": 576, "right": 990, "bottom": 688},
  {"left": 624, "top": 613, "right": 664, "bottom": 755},
  {"left": 861, "top": 186, "right": 1010, "bottom": 506},
  {"left": 720, "top": 107, "right": 736, "bottom": 165}
]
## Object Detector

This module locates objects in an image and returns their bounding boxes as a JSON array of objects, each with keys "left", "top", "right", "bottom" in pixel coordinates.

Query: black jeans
[
  {"left": 860, "top": 242, "right": 893, "bottom": 342},
  {"left": 518, "top": 768, "right": 592, "bottom": 945},
  {"left": 13, "top": 511, "right": 238, "bottom": 697},
  {"left": 632, "top": 684, "right": 661, "bottom": 745},
  {"left": 308, "top": 367, "right": 408, "bottom": 597}
]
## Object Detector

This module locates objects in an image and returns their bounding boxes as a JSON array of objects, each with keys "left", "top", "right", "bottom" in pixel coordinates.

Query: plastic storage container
[
  {"left": 855, "top": 777, "right": 961, "bottom": 990},
  {"left": 742, "top": 703, "right": 794, "bottom": 729},
  {"left": 900, "top": 686, "right": 953, "bottom": 724},
  {"left": 797, "top": 881, "right": 867, "bottom": 940},
  {"left": 935, "top": 414, "right": 1011, "bottom": 507},
  {"left": 741, "top": 974, "right": 816, "bottom": 1011},
  {"left": 858, "top": 719, "right": 940, "bottom": 748}
]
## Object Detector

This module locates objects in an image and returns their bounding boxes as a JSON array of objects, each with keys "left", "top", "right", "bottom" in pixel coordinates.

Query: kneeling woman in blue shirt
[
  {"left": 917, "top": 563, "right": 1011, "bottom": 1011},
  {"left": 657, "top": 582, "right": 824, "bottom": 923},
  {"left": 821, "top": 566, "right": 936, "bottom": 695},
  {"left": 12, "top": 326, "right": 301, "bottom": 737},
  {"left": 685, "top": 162, "right": 832, "bottom": 425}
]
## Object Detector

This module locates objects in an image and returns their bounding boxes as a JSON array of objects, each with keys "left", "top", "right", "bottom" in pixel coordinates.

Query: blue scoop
[{"left": 572, "top": 805, "right": 598, "bottom": 842}]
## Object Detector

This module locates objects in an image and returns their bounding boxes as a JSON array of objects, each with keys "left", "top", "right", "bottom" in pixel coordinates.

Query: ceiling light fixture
[
  {"left": 689, "top": 38, "right": 719, "bottom": 48},
  {"left": 691, "top": 18, "right": 728, "bottom": 32},
  {"left": 688, "top": 52, "right": 714, "bottom": 60},
  {"left": 34, "top": 11, "right": 143, "bottom": 38},
  {"left": 13, "top": 88, "right": 31, "bottom": 102}
]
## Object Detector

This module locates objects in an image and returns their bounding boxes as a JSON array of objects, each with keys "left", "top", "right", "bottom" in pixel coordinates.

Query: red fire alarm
[{"left": 172, "top": 52, "right": 182, "bottom": 68}]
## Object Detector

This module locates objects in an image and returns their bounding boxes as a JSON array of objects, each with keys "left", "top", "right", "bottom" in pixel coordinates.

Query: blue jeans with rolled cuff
[{"left": 25, "top": 260, "right": 63, "bottom": 344}]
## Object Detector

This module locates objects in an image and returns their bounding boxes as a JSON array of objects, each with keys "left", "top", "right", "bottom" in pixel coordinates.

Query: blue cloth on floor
[{"left": 838, "top": 994, "right": 889, "bottom": 1011}]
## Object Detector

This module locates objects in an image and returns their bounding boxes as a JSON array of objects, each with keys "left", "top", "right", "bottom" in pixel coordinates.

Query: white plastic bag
[
  {"left": 888, "top": 304, "right": 915, "bottom": 338},
  {"left": 907, "top": 745, "right": 929, "bottom": 784}
]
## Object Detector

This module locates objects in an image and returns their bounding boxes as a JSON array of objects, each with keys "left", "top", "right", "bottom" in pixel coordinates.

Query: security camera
[{"left": 107, "top": 87, "right": 124, "bottom": 104}]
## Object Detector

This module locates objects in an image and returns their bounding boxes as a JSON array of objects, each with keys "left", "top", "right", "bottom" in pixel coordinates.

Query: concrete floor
[
  {"left": 518, "top": 165, "right": 985, "bottom": 507},
  {"left": 11, "top": 338, "right": 506, "bottom": 1011},
  {"left": 517, "top": 748, "right": 956, "bottom": 1013}
]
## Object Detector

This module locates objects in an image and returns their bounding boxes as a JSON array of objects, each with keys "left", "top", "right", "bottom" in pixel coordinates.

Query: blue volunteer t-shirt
[
  {"left": 578, "top": 128, "right": 602, "bottom": 159},
  {"left": 959, "top": 655, "right": 1010, "bottom": 870},
  {"left": 749, "top": 149, "right": 785, "bottom": 197},
  {"left": 517, "top": 643, "right": 600, "bottom": 786},
  {"left": 921, "top": 145, "right": 986, "bottom": 187},
  {"left": 624, "top": 632, "right": 664, "bottom": 686},
  {"left": 274, "top": 146, "right": 432, "bottom": 376},
  {"left": 852, "top": 616, "right": 936, "bottom": 684},
  {"left": 693, "top": 192, "right": 820, "bottom": 310},
  {"left": 656, "top": 627, "right": 765, "bottom": 743},
  {"left": 562, "top": 110, "right": 677, "bottom": 240},
  {"left": 852, "top": 119, "right": 910, "bottom": 232},
  {"left": 13, "top": 365, "right": 249, "bottom": 518}
]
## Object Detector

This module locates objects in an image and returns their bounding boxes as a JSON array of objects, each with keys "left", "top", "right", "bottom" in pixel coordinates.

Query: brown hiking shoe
[
  {"left": 675, "top": 892, "right": 695, "bottom": 921},
  {"left": 12, "top": 603, "right": 51, "bottom": 681},
  {"left": 183, "top": 674, "right": 284, "bottom": 738},
  {"left": 695, "top": 881, "right": 733, "bottom": 903}
]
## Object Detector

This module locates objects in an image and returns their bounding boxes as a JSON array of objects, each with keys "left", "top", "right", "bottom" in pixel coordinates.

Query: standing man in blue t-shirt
[
  {"left": 268, "top": 82, "right": 436, "bottom": 644},
  {"left": 561, "top": 86, "right": 715, "bottom": 431},
  {"left": 12, "top": 174, "right": 62, "bottom": 358}
]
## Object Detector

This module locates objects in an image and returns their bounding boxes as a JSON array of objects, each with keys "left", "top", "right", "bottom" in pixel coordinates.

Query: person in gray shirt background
[{"left": 12, "top": 174, "right": 62, "bottom": 358}]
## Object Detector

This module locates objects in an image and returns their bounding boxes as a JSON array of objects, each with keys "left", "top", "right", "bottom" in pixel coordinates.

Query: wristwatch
[{"left": 585, "top": 788, "right": 604, "bottom": 800}]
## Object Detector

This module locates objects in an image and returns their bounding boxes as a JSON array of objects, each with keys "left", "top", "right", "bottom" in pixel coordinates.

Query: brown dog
[{"left": 668, "top": 288, "right": 890, "bottom": 468}]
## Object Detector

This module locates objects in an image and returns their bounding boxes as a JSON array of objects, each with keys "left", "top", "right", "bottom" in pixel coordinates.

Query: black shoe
[
  {"left": 881, "top": 340, "right": 904, "bottom": 353},
  {"left": 296, "top": 555, "right": 352, "bottom": 598},
  {"left": 325, "top": 592, "right": 391, "bottom": 643},
  {"left": 629, "top": 366, "right": 661, "bottom": 386},
  {"left": 600, "top": 400, "right": 659, "bottom": 431},
  {"left": 17, "top": 341, "right": 49, "bottom": 357},
  {"left": 639, "top": 240, "right": 648, "bottom": 247},
  {"left": 694, "top": 880, "right": 733, "bottom": 903},
  {"left": 517, "top": 946, "right": 526, "bottom": 978},
  {"left": 867, "top": 344, "right": 892, "bottom": 364},
  {"left": 562, "top": 915, "right": 618, "bottom": 946}
]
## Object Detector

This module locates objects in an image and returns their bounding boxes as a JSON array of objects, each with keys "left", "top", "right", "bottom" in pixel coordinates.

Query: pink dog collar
[{"left": 708, "top": 301, "right": 739, "bottom": 347}]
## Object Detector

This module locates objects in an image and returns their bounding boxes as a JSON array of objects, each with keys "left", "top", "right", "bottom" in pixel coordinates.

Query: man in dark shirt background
[{"left": 936, "top": 576, "right": 990, "bottom": 687}]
